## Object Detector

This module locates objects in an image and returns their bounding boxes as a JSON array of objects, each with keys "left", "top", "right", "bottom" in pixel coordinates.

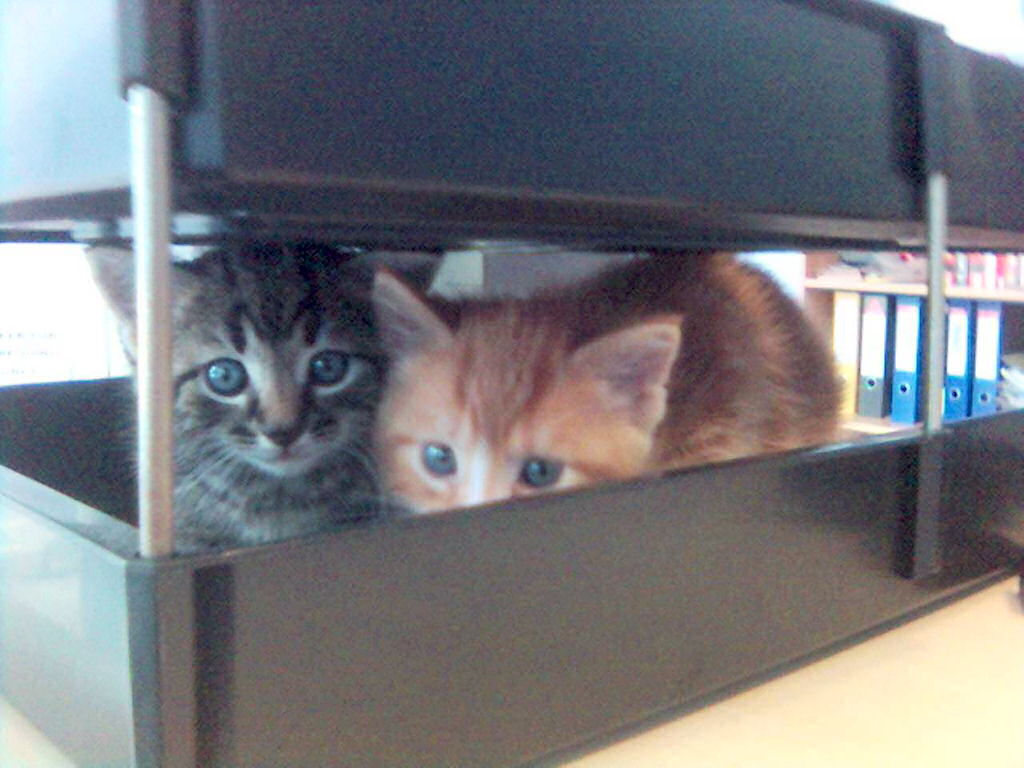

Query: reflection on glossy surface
[
  {"left": 0, "top": 696, "right": 75, "bottom": 767},
  {"left": 0, "top": 495, "right": 134, "bottom": 765}
]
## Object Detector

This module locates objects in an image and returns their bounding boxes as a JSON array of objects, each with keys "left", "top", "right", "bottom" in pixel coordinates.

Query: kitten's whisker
[{"left": 174, "top": 443, "right": 241, "bottom": 501}]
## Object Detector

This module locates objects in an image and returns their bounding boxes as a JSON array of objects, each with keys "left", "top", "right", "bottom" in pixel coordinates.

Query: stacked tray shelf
[{"left": 1, "top": 1, "right": 1023, "bottom": 765}]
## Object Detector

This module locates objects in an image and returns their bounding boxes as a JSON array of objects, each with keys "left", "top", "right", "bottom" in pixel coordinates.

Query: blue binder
[
  {"left": 970, "top": 301, "right": 1003, "bottom": 416},
  {"left": 943, "top": 299, "right": 973, "bottom": 421},
  {"left": 890, "top": 295, "right": 924, "bottom": 424}
]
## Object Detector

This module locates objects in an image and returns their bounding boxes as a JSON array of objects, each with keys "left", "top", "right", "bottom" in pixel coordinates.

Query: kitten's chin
[
  {"left": 244, "top": 447, "right": 324, "bottom": 479},
  {"left": 388, "top": 488, "right": 448, "bottom": 515},
  {"left": 250, "top": 457, "right": 319, "bottom": 478}
]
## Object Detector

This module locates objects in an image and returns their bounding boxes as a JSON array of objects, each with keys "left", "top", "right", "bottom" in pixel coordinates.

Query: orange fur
[{"left": 373, "top": 253, "right": 840, "bottom": 513}]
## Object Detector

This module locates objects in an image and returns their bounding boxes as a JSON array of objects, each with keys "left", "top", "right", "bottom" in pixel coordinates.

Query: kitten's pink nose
[
  {"left": 451, "top": 446, "right": 510, "bottom": 508},
  {"left": 262, "top": 424, "right": 303, "bottom": 448},
  {"left": 456, "top": 479, "right": 511, "bottom": 508}
]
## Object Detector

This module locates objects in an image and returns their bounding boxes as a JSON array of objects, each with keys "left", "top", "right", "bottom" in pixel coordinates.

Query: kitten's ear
[
  {"left": 86, "top": 246, "right": 204, "bottom": 361},
  {"left": 569, "top": 315, "right": 683, "bottom": 432},
  {"left": 86, "top": 246, "right": 134, "bottom": 321},
  {"left": 345, "top": 250, "right": 443, "bottom": 293},
  {"left": 86, "top": 246, "right": 138, "bottom": 356},
  {"left": 372, "top": 268, "right": 453, "bottom": 359}
]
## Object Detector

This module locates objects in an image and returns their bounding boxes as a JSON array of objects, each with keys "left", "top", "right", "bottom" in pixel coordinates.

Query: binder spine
[
  {"left": 943, "top": 299, "right": 973, "bottom": 421},
  {"left": 857, "top": 293, "right": 895, "bottom": 419},
  {"left": 891, "top": 295, "right": 924, "bottom": 424},
  {"left": 832, "top": 291, "right": 862, "bottom": 418},
  {"left": 970, "top": 301, "right": 1002, "bottom": 417}
]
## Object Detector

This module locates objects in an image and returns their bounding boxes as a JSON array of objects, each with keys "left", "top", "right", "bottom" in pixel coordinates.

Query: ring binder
[
  {"left": 943, "top": 299, "right": 973, "bottom": 421},
  {"left": 891, "top": 295, "right": 924, "bottom": 423},
  {"left": 970, "top": 301, "right": 1003, "bottom": 416}
]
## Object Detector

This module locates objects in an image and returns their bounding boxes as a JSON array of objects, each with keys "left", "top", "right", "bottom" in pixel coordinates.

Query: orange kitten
[{"left": 372, "top": 253, "right": 839, "bottom": 513}]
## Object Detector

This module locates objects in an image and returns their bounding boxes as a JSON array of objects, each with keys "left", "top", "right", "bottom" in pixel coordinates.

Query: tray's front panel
[
  {"left": 184, "top": 1, "right": 922, "bottom": 225},
  {"left": 187, "top": 441, "right": 997, "bottom": 767},
  {"left": 0, "top": 491, "right": 134, "bottom": 766},
  {"left": 942, "top": 410, "right": 1024, "bottom": 564}
]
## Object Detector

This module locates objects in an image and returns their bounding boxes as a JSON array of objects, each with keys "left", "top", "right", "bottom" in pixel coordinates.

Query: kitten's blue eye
[
  {"left": 519, "top": 457, "right": 564, "bottom": 488},
  {"left": 204, "top": 358, "right": 248, "bottom": 396},
  {"left": 422, "top": 442, "right": 457, "bottom": 476},
  {"left": 309, "top": 350, "right": 351, "bottom": 387}
]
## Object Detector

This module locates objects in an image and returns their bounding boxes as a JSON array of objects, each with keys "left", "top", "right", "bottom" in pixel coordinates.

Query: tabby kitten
[
  {"left": 372, "top": 252, "right": 839, "bottom": 513},
  {"left": 89, "top": 241, "right": 387, "bottom": 550}
]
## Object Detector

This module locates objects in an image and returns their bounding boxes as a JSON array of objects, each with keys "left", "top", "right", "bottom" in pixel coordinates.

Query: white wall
[
  {"left": 881, "top": 0, "right": 1024, "bottom": 65},
  {"left": 0, "top": 244, "right": 128, "bottom": 386}
]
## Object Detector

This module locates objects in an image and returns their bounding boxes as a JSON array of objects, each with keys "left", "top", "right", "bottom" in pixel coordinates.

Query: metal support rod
[
  {"left": 128, "top": 85, "right": 175, "bottom": 557},
  {"left": 922, "top": 172, "right": 948, "bottom": 435},
  {"left": 897, "top": 170, "right": 950, "bottom": 580}
]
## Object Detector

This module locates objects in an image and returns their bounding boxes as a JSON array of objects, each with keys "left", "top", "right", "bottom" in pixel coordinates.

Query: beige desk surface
[
  {"left": 2, "top": 578, "right": 1021, "bottom": 767},
  {"left": 567, "top": 577, "right": 1023, "bottom": 768}
]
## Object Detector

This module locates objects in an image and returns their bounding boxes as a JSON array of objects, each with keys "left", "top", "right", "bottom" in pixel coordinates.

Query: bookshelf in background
[{"left": 803, "top": 251, "right": 1024, "bottom": 436}]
